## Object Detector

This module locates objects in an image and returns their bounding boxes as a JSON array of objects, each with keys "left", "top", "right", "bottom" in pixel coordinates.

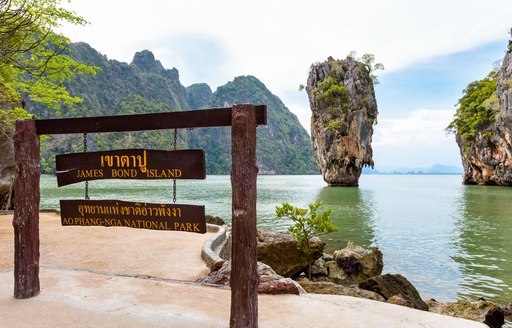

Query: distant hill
[
  {"left": 363, "top": 164, "right": 462, "bottom": 174},
  {"left": 26, "top": 42, "right": 318, "bottom": 175}
]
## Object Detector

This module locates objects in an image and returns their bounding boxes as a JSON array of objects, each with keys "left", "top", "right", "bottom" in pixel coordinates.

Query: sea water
[{"left": 40, "top": 174, "right": 512, "bottom": 306}]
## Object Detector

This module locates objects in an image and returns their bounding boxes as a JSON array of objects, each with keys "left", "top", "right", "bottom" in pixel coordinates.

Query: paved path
[{"left": 0, "top": 213, "right": 486, "bottom": 327}]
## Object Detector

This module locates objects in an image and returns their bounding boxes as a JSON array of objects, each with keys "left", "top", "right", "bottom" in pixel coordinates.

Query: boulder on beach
[
  {"left": 256, "top": 230, "right": 325, "bottom": 278},
  {"left": 197, "top": 260, "right": 302, "bottom": 295},
  {"left": 358, "top": 274, "right": 429, "bottom": 311},
  {"left": 426, "top": 299, "right": 505, "bottom": 328},
  {"left": 297, "top": 276, "right": 385, "bottom": 302},
  {"left": 310, "top": 240, "right": 383, "bottom": 286}
]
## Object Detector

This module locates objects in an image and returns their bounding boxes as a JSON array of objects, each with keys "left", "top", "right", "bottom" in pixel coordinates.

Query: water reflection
[
  {"left": 452, "top": 185, "right": 512, "bottom": 305},
  {"left": 316, "top": 186, "right": 376, "bottom": 252},
  {"left": 315, "top": 175, "right": 467, "bottom": 302},
  {"left": 40, "top": 174, "right": 512, "bottom": 304}
]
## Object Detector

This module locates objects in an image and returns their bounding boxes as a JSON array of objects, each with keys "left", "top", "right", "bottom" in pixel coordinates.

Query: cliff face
[
  {"left": 202, "top": 75, "right": 319, "bottom": 174},
  {"left": 25, "top": 43, "right": 318, "bottom": 175},
  {"left": 186, "top": 83, "right": 212, "bottom": 109},
  {"left": 456, "top": 38, "right": 512, "bottom": 185},
  {"left": 0, "top": 99, "right": 23, "bottom": 210},
  {"left": 306, "top": 56, "right": 377, "bottom": 186},
  {"left": 0, "top": 118, "right": 15, "bottom": 210}
]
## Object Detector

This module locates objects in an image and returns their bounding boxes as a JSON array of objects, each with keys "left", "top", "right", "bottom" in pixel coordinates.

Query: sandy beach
[{"left": 0, "top": 212, "right": 486, "bottom": 327}]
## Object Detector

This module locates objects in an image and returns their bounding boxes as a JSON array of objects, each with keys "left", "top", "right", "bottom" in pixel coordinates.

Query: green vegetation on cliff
[
  {"left": 27, "top": 43, "right": 318, "bottom": 175},
  {"left": 314, "top": 76, "right": 349, "bottom": 131},
  {"left": 447, "top": 70, "right": 499, "bottom": 140}
]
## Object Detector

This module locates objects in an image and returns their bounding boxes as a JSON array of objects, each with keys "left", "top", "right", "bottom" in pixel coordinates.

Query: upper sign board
[{"left": 56, "top": 149, "right": 205, "bottom": 186}]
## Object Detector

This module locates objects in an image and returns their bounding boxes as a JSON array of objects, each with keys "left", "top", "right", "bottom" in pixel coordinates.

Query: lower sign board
[{"left": 60, "top": 199, "right": 206, "bottom": 234}]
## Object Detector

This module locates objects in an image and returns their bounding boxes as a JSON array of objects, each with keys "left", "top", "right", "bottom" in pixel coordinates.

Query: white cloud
[
  {"left": 56, "top": 0, "right": 510, "bottom": 169},
  {"left": 372, "top": 109, "right": 462, "bottom": 169},
  {"left": 59, "top": 0, "right": 512, "bottom": 92}
]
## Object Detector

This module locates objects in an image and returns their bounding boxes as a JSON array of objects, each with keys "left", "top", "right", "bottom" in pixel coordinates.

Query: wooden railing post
[
  {"left": 230, "top": 104, "right": 259, "bottom": 327},
  {"left": 13, "top": 119, "right": 40, "bottom": 299}
]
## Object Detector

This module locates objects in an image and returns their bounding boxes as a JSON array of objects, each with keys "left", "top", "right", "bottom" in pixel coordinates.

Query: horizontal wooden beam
[{"left": 35, "top": 105, "right": 267, "bottom": 135}]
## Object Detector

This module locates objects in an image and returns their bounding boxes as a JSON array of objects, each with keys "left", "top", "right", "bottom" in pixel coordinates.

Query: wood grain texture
[
  {"left": 230, "top": 104, "right": 259, "bottom": 327},
  {"left": 13, "top": 120, "right": 40, "bottom": 299},
  {"left": 35, "top": 106, "right": 267, "bottom": 135}
]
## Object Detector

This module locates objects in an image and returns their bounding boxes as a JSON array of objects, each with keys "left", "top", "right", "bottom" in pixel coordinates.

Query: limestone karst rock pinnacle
[
  {"left": 455, "top": 34, "right": 512, "bottom": 185},
  {"left": 306, "top": 56, "right": 378, "bottom": 186}
]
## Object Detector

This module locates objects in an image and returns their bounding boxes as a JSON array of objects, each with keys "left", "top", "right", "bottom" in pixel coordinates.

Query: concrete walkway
[{"left": 0, "top": 213, "right": 486, "bottom": 327}]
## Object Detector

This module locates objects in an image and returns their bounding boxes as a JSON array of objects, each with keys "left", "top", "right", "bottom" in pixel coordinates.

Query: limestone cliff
[
  {"left": 454, "top": 36, "right": 512, "bottom": 185},
  {"left": 26, "top": 43, "right": 318, "bottom": 175},
  {"left": 0, "top": 122, "right": 15, "bottom": 210},
  {"left": 186, "top": 83, "right": 212, "bottom": 109},
  {"left": 0, "top": 99, "right": 24, "bottom": 210},
  {"left": 306, "top": 56, "right": 378, "bottom": 186}
]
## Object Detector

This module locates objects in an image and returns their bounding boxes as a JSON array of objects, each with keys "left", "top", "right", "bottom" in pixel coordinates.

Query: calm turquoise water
[{"left": 40, "top": 174, "right": 512, "bottom": 305}]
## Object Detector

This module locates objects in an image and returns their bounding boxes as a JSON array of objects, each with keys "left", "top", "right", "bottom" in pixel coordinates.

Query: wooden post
[
  {"left": 13, "top": 119, "right": 40, "bottom": 299},
  {"left": 230, "top": 104, "right": 259, "bottom": 327}
]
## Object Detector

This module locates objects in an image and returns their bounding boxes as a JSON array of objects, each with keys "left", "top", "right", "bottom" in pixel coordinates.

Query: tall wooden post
[
  {"left": 13, "top": 119, "right": 40, "bottom": 299},
  {"left": 230, "top": 104, "right": 259, "bottom": 327}
]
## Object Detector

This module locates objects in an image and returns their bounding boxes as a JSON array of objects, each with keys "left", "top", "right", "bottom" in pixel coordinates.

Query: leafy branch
[
  {"left": 276, "top": 201, "right": 337, "bottom": 278},
  {"left": 447, "top": 70, "right": 499, "bottom": 141}
]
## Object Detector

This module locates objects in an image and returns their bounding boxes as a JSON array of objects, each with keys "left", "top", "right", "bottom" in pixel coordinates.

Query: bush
[
  {"left": 447, "top": 70, "right": 499, "bottom": 141},
  {"left": 276, "top": 201, "right": 337, "bottom": 278}
]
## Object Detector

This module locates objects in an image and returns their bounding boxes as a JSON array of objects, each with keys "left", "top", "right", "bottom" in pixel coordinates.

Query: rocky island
[
  {"left": 306, "top": 55, "right": 378, "bottom": 186},
  {"left": 449, "top": 32, "right": 512, "bottom": 185}
]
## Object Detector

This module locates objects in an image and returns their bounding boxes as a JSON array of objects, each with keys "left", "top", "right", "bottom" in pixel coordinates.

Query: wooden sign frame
[{"left": 13, "top": 105, "right": 266, "bottom": 328}]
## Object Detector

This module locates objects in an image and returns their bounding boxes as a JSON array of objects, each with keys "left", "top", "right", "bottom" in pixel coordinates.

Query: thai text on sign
[
  {"left": 55, "top": 149, "right": 205, "bottom": 186},
  {"left": 60, "top": 199, "right": 206, "bottom": 233}
]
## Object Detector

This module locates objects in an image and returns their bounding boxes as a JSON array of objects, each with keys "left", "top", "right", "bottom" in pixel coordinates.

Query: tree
[
  {"left": 0, "top": 0, "right": 98, "bottom": 112},
  {"left": 275, "top": 201, "right": 337, "bottom": 278},
  {"left": 359, "top": 53, "right": 385, "bottom": 84},
  {"left": 447, "top": 69, "right": 499, "bottom": 140},
  {"left": 0, "top": 0, "right": 97, "bottom": 209}
]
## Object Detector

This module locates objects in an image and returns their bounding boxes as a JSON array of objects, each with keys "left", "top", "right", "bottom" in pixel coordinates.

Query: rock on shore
[
  {"left": 310, "top": 240, "right": 383, "bottom": 286},
  {"left": 256, "top": 230, "right": 324, "bottom": 277},
  {"left": 358, "top": 274, "right": 429, "bottom": 311},
  {"left": 197, "top": 260, "right": 302, "bottom": 295},
  {"left": 426, "top": 299, "right": 505, "bottom": 328}
]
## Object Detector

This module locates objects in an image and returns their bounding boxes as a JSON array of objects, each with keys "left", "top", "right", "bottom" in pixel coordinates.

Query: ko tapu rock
[
  {"left": 453, "top": 32, "right": 512, "bottom": 185},
  {"left": 306, "top": 56, "right": 378, "bottom": 186}
]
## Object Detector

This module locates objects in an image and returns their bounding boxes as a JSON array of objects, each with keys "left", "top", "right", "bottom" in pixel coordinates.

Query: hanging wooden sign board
[
  {"left": 60, "top": 199, "right": 206, "bottom": 233},
  {"left": 56, "top": 149, "right": 205, "bottom": 186}
]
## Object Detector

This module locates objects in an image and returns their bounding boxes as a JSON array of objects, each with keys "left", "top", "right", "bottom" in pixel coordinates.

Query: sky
[{"left": 58, "top": 0, "right": 512, "bottom": 171}]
